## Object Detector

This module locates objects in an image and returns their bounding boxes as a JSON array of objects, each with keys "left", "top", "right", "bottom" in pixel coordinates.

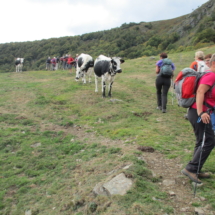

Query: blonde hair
[
  {"left": 195, "top": 51, "right": 205, "bottom": 60},
  {"left": 209, "top": 53, "right": 215, "bottom": 67}
]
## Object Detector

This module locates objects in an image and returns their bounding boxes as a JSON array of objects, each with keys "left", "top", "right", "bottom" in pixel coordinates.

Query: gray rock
[
  {"left": 31, "top": 143, "right": 41, "bottom": 148},
  {"left": 25, "top": 210, "right": 32, "bottom": 215},
  {"left": 103, "top": 173, "right": 133, "bottom": 195},
  {"left": 195, "top": 207, "right": 205, "bottom": 215},
  {"left": 162, "top": 180, "right": 175, "bottom": 186},
  {"left": 93, "top": 183, "right": 108, "bottom": 196}
]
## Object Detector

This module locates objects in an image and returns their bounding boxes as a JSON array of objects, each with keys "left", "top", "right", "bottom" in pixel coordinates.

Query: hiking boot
[
  {"left": 162, "top": 109, "right": 166, "bottom": 113},
  {"left": 181, "top": 169, "right": 202, "bottom": 184},
  {"left": 156, "top": 106, "right": 162, "bottom": 110},
  {"left": 198, "top": 172, "right": 211, "bottom": 178}
]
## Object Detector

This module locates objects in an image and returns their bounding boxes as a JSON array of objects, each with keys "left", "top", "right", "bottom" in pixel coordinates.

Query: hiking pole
[
  {"left": 194, "top": 122, "right": 207, "bottom": 197},
  {"left": 171, "top": 78, "right": 174, "bottom": 105}
]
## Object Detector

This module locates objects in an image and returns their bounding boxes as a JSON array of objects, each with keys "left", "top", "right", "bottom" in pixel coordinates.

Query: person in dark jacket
[
  {"left": 46, "top": 57, "right": 51, "bottom": 70},
  {"left": 155, "top": 53, "right": 175, "bottom": 113}
]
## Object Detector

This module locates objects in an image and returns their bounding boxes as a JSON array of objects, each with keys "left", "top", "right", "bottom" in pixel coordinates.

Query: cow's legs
[
  {"left": 108, "top": 76, "right": 114, "bottom": 97},
  {"left": 102, "top": 76, "right": 106, "bottom": 98},
  {"left": 82, "top": 72, "right": 86, "bottom": 84},
  {"left": 95, "top": 75, "right": 99, "bottom": 92}
]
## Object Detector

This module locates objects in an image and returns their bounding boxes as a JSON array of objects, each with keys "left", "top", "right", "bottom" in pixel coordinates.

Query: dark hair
[
  {"left": 205, "top": 54, "right": 212, "bottom": 59},
  {"left": 160, "top": 52, "right": 168, "bottom": 59}
]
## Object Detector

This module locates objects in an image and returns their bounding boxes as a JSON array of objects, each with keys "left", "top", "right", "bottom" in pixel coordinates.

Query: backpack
[
  {"left": 196, "top": 60, "right": 206, "bottom": 72},
  {"left": 160, "top": 58, "right": 173, "bottom": 77},
  {"left": 174, "top": 68, "right": 215, "bottom": 108}
]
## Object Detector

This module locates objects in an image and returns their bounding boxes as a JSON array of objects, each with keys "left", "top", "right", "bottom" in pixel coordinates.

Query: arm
[
  {"left": 196, "top": 84, "right": 211, "bottom": 124},
  {"left": 156, "top": 65, "right": 160, "bottom": 74}
]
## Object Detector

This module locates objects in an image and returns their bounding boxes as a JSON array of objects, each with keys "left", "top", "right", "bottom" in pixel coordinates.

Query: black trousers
[
  {"left": 155, "top": 76, "right": 171, "bottom": 110},
  {"left": 186, "top": 108, "right": 215, "bottom": 173}
]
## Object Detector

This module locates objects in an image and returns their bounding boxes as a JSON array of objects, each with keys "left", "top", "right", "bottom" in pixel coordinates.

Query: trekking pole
[
  {"left": 171, "top": 78, "right": 174, "bottom": 105},
  {"left": 194, "top": 122, "right": 207, "bottom": 197}
]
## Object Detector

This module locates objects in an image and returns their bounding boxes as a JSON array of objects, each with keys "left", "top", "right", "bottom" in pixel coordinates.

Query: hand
[{"left": 201, "top": 112, "right": 210, "bottom": 124}]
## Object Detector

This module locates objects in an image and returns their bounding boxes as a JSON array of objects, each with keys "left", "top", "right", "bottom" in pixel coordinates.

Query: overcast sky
[{"left": 0, "top": 0, "right": 209, "bottom": 44}]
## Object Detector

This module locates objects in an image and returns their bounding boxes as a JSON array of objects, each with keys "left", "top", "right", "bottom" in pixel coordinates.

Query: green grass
[{"left": 1, "top": 46, "right": 215, "bottom": 214}]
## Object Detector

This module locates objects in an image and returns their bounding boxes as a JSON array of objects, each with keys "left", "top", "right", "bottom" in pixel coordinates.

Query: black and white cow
[
  {"left": 15, "top": 58, "right": 24, "bottom": 72},
  {"left": 94, "top": 55, "right": 124, "bottom": 97},
  {"left": 75, "top": 53, "right": 94, "bottom": 84}
]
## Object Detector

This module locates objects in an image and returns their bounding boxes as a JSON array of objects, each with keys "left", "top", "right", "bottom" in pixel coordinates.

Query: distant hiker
[
  {"left": 155, "top": 52, "right": 175, "bottom": 113},
  {"left": 59, "top": 56, "right": 64, "bottom": 69},
  {"left": 67, "top": 55, "right": 75, "bottom": 74},
  {"left": 46, "top": 57, "right": 51, "bottom": 71},
  {"left": 56, "top": 56, "right": 60, "bottom": 70},
  {"left": 190, "top": 51, "right": 206, "bottom": 72},
  {"left": 204, "top": 54, "right": 212, "bottom": 71},
  {"left": 181, "top": 53, "right": 215, "bottom": 184},
  {"left": 63, "top": 55, "right": 68, "bottom": 70},
  {"left": 51, "top": 57, "right": 56, "bottom": 71}
]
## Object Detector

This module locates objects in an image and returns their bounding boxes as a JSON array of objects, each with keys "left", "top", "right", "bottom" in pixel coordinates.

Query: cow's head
[
  {"left": 75, "top": 57, "right": 94, "bottom": 80},
  {"left": 111, "top": 57, "right": 125, "bottom": 74}
]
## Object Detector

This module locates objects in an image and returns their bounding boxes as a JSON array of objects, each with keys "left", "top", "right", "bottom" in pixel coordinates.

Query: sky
[{"left": 0, "top": 0, "right": 209, "bottom": 44}]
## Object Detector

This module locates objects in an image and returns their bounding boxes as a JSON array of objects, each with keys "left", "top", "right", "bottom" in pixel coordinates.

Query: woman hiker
[
  {"left": 181, "top": 54, "right": 215, "bottom": 184},
  {"left": 155, "top": 52, "right": 175, "bottom": 113}
]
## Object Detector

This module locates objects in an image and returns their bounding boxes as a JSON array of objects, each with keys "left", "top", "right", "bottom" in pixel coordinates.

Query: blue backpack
[{"left": 160, "top": 58, "right": 173, "bottom": 77}]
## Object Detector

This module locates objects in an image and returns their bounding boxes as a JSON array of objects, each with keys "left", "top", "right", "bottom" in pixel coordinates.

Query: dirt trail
[{"left": 39, "top": 123, "right": 214, "bottom": 214}]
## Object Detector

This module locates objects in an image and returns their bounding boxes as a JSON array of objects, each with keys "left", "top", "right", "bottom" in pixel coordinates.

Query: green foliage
[{"left": 193, "top": 28, "right": 215, "bottom": 44}]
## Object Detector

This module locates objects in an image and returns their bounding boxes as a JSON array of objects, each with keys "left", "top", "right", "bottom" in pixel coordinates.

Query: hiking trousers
[
  {"left": 155, "top": 76, "right": 171, "bottom": 110},
  {"left": 186, "top": 108, "right": 215, "bottom": 173}
]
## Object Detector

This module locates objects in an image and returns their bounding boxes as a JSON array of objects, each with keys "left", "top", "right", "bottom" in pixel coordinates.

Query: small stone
[
  {"left": 194, "top": 207, "right": 205, "bottom": 215},
  {"left": 200, "top": 197, "right": 206, "bottom": 201},
  {"left": 163, "top": 180, "right": 175, "bottom": 186},
  {"left": 31, "top": 142, "right": 41, "bottom": 148},
  {"left": 169, "top": 191, "right": 176, "bottom": 196},
  {"left": 123, "top": 164, "right": 132, "bottom": 170},
  {"left": 25, "top": 210, "right": 32, "bottom": 215},
  {"left": 181, "top": 207, "right": 190, "bottom": 212}
]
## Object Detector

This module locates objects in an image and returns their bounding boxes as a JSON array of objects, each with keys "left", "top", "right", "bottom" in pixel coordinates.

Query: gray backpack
[{"left": 160, "top": 58, "right": 173, "bottom": 77}]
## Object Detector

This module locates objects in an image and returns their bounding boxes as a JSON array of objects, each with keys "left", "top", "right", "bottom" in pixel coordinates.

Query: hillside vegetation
[
  {"left": 0, "top": 0, "right": 215, "bottom": 73},
  {"left": 1, "top": 45, "right": 215, "bottom": 215}
]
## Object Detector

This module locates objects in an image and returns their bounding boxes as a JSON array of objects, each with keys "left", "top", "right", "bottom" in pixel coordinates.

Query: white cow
[
  {"left": 15, "top": 58, "right": 24, "bottom": 72},
  {"left": 94, "top": 55, "right": 124, "bottom": 97},
  {"left": 75, "top": 53, "right": 94, "bottom": 84}
]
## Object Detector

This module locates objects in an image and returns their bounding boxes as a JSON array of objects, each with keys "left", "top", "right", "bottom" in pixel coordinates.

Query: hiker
[
  {"left": 204, "top": 54, "right": 212, "bottom": 71},
  {"left": 181, "top": 54, "right": 215, "bottom": 184},
  {"left": 46, "top": 57, "right": 51, "bottom": 71},
  {"left": 155, "top": 52, "right": 175, "bottom": 113},
  {"left": 67, "top": 55, "right": 75, "bottom": 73},
  {"left": 51, "top": 57, "right": 56, "bottom": 70},
  {"left": 56, "top": 56, "right": 60, "bottom": 70},
  {"left": 63, "top": 55, "right": 68, "bottom": 70},
  {"left": 190, "top": 51, "right": 206, "bottom": 72}
]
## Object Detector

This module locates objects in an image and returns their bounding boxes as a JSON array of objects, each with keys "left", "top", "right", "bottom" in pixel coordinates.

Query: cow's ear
[
  {"left": 120, "top": 59, "right": 125, "bottom": 64},
  {"left": 111, "top": 59, "right": 114, "bottom": 63}
]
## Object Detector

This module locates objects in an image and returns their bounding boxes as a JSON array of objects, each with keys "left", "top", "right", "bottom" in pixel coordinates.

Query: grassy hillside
[
  {"left": 1, "top": 0, "right": 215, "bottom": 73},
  {"left": 1, "top": 46, "right": 215, "bottom": 215}
]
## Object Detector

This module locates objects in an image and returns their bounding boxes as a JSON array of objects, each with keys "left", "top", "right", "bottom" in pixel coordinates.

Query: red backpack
[{"left": 174, "top": 68, "right": 207, "bottom": 108}]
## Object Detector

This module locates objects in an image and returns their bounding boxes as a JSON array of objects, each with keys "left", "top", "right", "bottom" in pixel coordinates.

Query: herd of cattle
[{"left": 15, "top": 54, "right": 125, "bottom": 97}]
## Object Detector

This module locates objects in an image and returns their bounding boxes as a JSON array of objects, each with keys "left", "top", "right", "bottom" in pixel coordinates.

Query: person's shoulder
[{"left": 156, "top": 59, "right": 162, "bottom": 65}]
